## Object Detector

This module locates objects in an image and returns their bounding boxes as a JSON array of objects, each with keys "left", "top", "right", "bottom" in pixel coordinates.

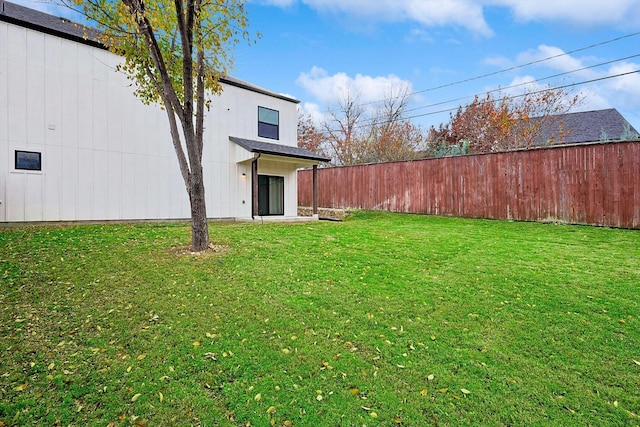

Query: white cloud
[
  {"left": 271, "top": 0, "right": 492, "bottom": 36},
  {"left": 260, "top": 0, "right": 640, "bottom": 36},
  {"left": 299, "top": 102, "right": 325, "bottom": 124},
  {"left": 295, "top": 67, "right": 416, "bottom": 123},
  {"left": 498, "top": 47, "right": 640, "bottom": 126},
  {"left": 296, "top": 66, "right": 414, "bottom": 104},
  {"left": 513, "top": 48, "right": 640, "bottom": 111},
  {"left": 516, "top": 45, "right": 588, "bottom": 74},
  {"left": 488, "top": 0, "right": 640, "bottom": 27},
  {"left": 602, "top": 62, "right": 640, "bottom": 108},
  {"left": 406, "top": 28, "right": 435, "bottom": 44}
]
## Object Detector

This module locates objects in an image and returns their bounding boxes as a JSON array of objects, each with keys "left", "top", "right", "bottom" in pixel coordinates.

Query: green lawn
[{"left": 1, "top": 211, "right": 639, "bottom": 426}]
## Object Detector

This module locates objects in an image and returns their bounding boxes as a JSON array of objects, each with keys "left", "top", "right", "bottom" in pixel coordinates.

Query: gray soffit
[{"left": 230, "top": 137, "right": 330, "bottom": 162}]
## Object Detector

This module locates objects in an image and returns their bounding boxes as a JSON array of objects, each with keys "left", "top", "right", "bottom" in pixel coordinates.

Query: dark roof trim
[
  {"left": 0, "top": 1, "right": 298, "bottom": 103},
  {"left": 221, "top": 75, "right": 299, "bottom": 104},
  {"left": 230, "top": 137, "right": 330, "bottom": 162},
  {"left": 0, "top": 0, "right": 103, "bottom": 48}
]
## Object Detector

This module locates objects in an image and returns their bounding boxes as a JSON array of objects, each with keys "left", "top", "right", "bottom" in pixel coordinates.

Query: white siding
[
  {"left": 1, "top": 16, "right": 304, "bottom": 222},
  {"left": 60, "top": 146, "right": 78, "bottom": 220},
  {"left": 43, "top": 145, "right": 61, "bottom": 220},
  {"left": 0, "top": 21, "right": 7, "bottom": 221}
]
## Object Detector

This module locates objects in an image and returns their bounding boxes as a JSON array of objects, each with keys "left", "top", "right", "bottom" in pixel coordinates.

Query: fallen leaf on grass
[
  {"left": 427, "top": 374, "right": 435, "bottom": 381},
  {"left": 349, "top": 387, "right": 359, "bottom": 395},
  {"left": 136, "top": 354, "right": 146, "bottom": 361},
  {"left": 131, "top": 393, "right": 142, "bottom": 402},
  {"left": 420, "top": 389, "right": 428, "bottom": 396},
  {"left": 633, "top": 360, "right": 640, "bottom": 366},
  {"left": 13, "top": 382, "right": 29, "bottom": 392},
  {"left": 461, "top": 388, "right": 471, "bottom": 395},
  {"left": 266, "top": 406, "right": 276, "bottom": 414}
]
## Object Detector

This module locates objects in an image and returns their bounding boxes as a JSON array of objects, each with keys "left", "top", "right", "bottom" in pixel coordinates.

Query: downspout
[{"left": 251, "top": 153, "right": 261, "bottom": 220}]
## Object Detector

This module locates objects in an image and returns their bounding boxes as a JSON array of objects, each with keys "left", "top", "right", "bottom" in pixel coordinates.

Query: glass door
[{"left": 258, "top": 175, "right": 284, "bottom": 215}]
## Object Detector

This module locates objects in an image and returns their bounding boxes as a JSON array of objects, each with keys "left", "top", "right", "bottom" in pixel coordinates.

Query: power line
[
  {"left": 315, "top": 68, "right": 640, "bottom": 135},
  {"left": 348, "top": 30, "right": 640, "bottom": 110},
  {"left": 401, "top": 52, "right": 640, "bottom": 116},
  {"left": 399, "top": 69, "right": 640, "bottom": 123},
  {"left": 344, "top": 53, "right": 640, "bottom": 131}
]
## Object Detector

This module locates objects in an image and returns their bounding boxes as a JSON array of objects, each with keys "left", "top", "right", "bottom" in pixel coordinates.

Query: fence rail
[{"left": 298, "top": 141, "right": 640, "bottom": 228}]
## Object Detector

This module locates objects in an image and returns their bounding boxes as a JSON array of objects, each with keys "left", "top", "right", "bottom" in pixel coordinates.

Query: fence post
[{"left": 313, "top": 165, "right": 319, "bottom": 217}]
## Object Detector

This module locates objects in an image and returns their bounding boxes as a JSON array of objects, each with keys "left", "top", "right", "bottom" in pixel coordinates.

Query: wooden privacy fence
[{"left": 298, "top": 141, "right": 640, "bottom": 228}]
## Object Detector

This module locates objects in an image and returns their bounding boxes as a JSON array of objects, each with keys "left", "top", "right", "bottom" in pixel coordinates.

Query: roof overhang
[{"left": 230, "top": 137, "right": 329, "bottom": 166}]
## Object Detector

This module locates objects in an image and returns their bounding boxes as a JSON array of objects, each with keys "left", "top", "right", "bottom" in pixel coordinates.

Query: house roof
[
  {"left": 0, "top": 0, "right": 102, "bottom": 47},
  {"left": 0, "top": 0, "right": 298, "bottom": 103},
  {"left": 534, "top": 108, "right": 639, "bottom": 145},
  {"left": 230, "top": 137, "right": 330, "bottom": 162}
]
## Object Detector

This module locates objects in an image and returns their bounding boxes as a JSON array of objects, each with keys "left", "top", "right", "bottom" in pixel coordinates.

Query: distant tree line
[{"left": 298, "top": 86, "right": 581, "bottom": 166}]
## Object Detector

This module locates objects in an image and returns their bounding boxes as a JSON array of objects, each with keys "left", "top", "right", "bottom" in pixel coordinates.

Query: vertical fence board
[{"left": 298, "top": 141, "right": 640, "bottom": 228}]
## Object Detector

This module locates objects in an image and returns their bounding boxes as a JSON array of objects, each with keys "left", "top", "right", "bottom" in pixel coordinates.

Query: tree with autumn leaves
[
  {"left": 428, "top": 87, "right": 581, "bottom": 154},
  {"left": 298, "top": 86, "right": 426, "bottom": 165},
  {"left": 300, "top": 85, "right": 580, "bottom": 164},
  {"left": 65, "top": 0, "right": 255, "bottom": 251}
]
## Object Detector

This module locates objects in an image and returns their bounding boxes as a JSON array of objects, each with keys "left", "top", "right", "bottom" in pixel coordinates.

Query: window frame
[
  {"left": 257, "top": 174, "right": 284, "bottom": 216},
  {"left": 258, "top": 106, "right": 279, "bottom": 140},
  {"left": 15, "top": 150, "right": 42, "bottom": 171}
]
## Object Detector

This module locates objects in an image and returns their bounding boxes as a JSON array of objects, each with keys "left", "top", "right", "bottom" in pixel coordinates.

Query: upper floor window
[
  {"left": 15, "top": 150, "right": 42, "bottom": 171},
  {"left": 258, "top": 106, "right": 279, "bottom": 140}
]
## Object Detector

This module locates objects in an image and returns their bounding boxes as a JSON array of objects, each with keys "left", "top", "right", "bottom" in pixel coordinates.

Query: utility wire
[
  {"left": 315, "top": 68, "right": 640, "bottom": 135},
  {"left": 402, "top": 52, "right": 640, "bottom": 115},
  {"left": 345, "top": 53, "right": 640, "bottom": 130},
  {"left": 348, "top": 30, "right": 640, "bottom": 109},
  {"left": 399, "top": 69, "right": 640, "bottom": 123}
]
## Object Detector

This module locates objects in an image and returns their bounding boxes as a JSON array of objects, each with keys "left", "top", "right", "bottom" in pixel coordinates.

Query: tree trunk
[{"left": 188, "top": 168, "right": 209, "bottom": 252}]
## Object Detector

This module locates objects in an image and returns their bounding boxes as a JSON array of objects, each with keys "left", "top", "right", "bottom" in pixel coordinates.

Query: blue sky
[
  {"left": 13, "top": 0, "right": 640, "bottom": 131},
  {"left": 234, "top": 0, "right": 640, "bottom": 132}
]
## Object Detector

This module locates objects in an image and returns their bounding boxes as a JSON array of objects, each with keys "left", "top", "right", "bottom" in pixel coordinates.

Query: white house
[{"left": 0, "top": 1, "right": 327, "bottom": 223}]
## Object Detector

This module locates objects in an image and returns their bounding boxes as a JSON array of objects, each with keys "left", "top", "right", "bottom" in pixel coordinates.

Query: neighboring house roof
[
  {"left": 230, "top": 137, "right": 330, "bottom": 162},
  {"left": 0, "top": 0, "right": 298, "bottom": 103},
  {"left": 534, "top": 108, "right": 639, "bottom": 145}
]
